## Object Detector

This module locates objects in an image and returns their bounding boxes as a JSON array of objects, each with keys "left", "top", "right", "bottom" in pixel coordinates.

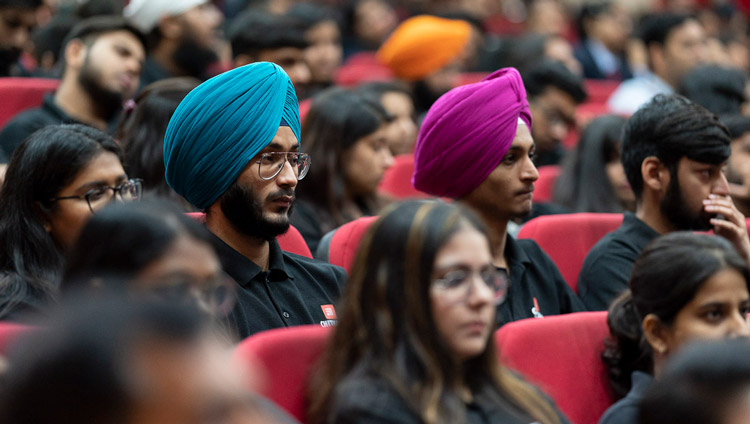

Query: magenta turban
[{"left": 412, "top": 67, "right": 532, "bottom": 198}]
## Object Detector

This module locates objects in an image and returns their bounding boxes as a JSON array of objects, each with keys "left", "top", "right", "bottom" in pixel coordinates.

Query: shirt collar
[{"left": 210, "top": 232, "right": 292, "bottom": 286}]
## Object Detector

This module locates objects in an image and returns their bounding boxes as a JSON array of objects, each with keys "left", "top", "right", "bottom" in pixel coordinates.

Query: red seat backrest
[
  {"left": 496, "top": 312, "right": 615, "bottom": 424},
  {"left": 334, "top": 52, "right": 394, "bottom": 87},
  {"left": 378, "top": 153, "right": 432, "bottom": 200},
  {"left": 583, "top": 79, "right": 620, "bottom": 104},
  {"left": 532, "top": 165, "right": 561, "bottom": 203},
  {"left": 0, "top": 78, "right": 59, "bottom": 129},
  {"left": 233, "top": 325, "right": 332, "bottom": 422},
  {"left": 326, "top": 216, "right": 378, "bottom": 273},
  {"left": 518, "top": 213, "right": 623, "bottom": 292},
  {"left": 185, "top": 212, "right": 313, "bottom": 258},
  {"left": 0, "top": 321, "right": 33, "bottom": 354}
]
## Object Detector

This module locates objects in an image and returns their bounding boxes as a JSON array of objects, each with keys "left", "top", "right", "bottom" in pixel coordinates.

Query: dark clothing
[
  {"left": 574, "top": 42, "right": 632, "bottom": 81},
  {"left": 290, "top": 200, "right": 326, "bottom": 255},
  {"left": 138, "top": 57, "right": 172, "bottom": 89},
  {"left": 578, "top": 213, "right": 660, "bottom": 311},
  {"left": 211, "top": 234, "right": 346, "bottom": 340},
  {"left": 535, "top": 143, "right": 566, "bottom": 167},
  {"left": 598, "top": 371, "right": 652, "bottom": 424},
  {"left": 497, "top": 235, "right": 585, "bottom": 325},
  {"left": 0, "top": 93, "right": 81, "bottom": 158},
  {"left": 329, "top": 371, "right": 543, "bottom": 424}
]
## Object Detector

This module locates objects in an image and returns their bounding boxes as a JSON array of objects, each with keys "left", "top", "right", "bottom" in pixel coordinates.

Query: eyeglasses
[
  {"left": 432, "top": 268, "right": 508, "bottom": 305},
  {"left": 255, "top": 152, "right": 311, "bottom": 181},
  {"left": 145, "top": 272, "right": 237, "bottom": 317},
  {"left": 49, "top": 178, "right": 143, "bottom": 213}
]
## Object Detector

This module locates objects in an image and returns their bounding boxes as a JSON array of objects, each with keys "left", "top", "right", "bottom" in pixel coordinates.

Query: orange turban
[{"left": 377, "top": 15, "right": 471, "bottom": 81}]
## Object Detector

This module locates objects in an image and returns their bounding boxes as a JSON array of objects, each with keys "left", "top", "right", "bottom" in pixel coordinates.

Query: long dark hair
[
  {"left": 0, "top": 124, "right": 121, "bottom": 319},
  {"left": 553, "top": 115, "right": 629, "bottom": 212},
  {"left": 602, "top": 232, "right": 750, "bottom": 398},
  {"left": 308, "top": 200, "right": 561, "bottom": 424},
  {"left": 297, "top": 86, "right": 392, "bottom": 233},
  {"left": 118, "top": 77, "right": 199, "bottom": 209}
]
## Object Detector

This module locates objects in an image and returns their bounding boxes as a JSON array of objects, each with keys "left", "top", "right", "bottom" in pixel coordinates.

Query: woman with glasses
[
  {"left": 61, "top": 200, "right": 233, "bottom": 320},
  {"left": 292, "top": 87, "right": 395, "bottom": 254},
  {"left": 0, "top": 124, "right": 141, "bottom": 320},
  {"left": 308, "top": 200, "right": 566, "bottom": 424},
  {"left": 600, "top": 232, "right": 750, "bottom": 424}
]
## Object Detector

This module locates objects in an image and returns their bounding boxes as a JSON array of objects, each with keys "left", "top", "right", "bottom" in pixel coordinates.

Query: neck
[
  {"left": 53, "top": 75, "right": 108, "bottom": 130},
  {"left": 464, "top": 202, "right": 510, "bottom": 268},
  {"left": 206, "top": 207, "right": 270, "bottom": 271},
  {"left": 635, "top": 195, "right": 673, "bottom": 235}
]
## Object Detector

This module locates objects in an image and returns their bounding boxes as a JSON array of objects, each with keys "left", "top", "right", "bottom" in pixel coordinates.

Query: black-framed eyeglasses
[
  {"left": 432, "top": 268, "right": 508, "bottom": 305},
  {"left": 48, "top": 178, "right": 143, "bottom": 213},
  {"left": 144, "top": 272, "right": 237, "bottom": 318},
  {"left": 255, "top": 152, "right": 311, "bottom": 181}
]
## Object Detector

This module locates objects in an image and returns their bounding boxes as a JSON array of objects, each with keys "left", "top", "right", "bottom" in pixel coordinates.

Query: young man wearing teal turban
[
  {"left": 412, "top": 67, "right": 584, "bottom": 324},
  {"left": 163, "top": 62, "right": 346, "bottom": 339}
]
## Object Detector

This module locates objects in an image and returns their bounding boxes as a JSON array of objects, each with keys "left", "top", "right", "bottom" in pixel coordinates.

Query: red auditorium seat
[
  {"left": 533, "top": 165, "right": 561, "bottom": 203},
  {"left": 0, "top": 321, "right": 32, "bottom": 354},
  {"left": 334, "top": 52, "right": 393, "bottom": 87},
  {"left": 496, "top": 311, "right": 615, "bottom": 424},
  {"left": 0, "top": 77, "right": 59, "bottom": 129},
  {"left": 185, "top": 212, "right": 313, "bottom": 258},
  {"left": 378, "top": 153, "right": 432, "bottom": 200},
  {"left": 233, "top": 325, "right": 332, "bottom": 422},
  {"left": 518, "top": 213, "right": 623, "bottom": 292},
  {"left": 583, "top": 79, "right": 620, "bottom": 104},
  {"left": 325, "top": 216, "right": 377, "bottom": 273}
]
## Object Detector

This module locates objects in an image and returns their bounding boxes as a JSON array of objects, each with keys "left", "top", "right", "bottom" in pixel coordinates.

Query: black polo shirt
[
  {"left": 497, "top": 235, "right": 585, "bottom": 325},
  {"left": 211, "top": 234, "right": 346, "bottom": 340},
  {"left": 577, "top": 212, "right": 660, "bottom": 311}
]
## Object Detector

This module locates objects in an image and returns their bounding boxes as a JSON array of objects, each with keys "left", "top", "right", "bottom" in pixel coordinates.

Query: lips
[
  {"left": 516, "top": 185, "right": 534, "bottom": 196},
  {"left": 462, "top": 320, "right": 490, "bottom": 334}
]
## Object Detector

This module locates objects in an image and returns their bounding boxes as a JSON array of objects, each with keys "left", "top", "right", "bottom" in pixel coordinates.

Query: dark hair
[
  {"left": 30, "top": 14, "right": 79, "bottom": 72},
  {"left": 721, "top": 114, "right": 750, "bottom": 139},
  {"left": 0, "top": 0, "right": 42, "bottom": 7},
  {"left": 602, "top": 232, "right": 750, "bottom": 397},
  {"left": 297, "top": 87, "right": 391, "bottom": 232},
  {"left": 0, "top": 124, "right": 121, "bottom": 319},
  {"left": 118, "top": 77, "right": 199, "bottom": 208},
  {"left": 75, "top": 0, "right": 123, "bottom": 18},
  {"left": 63, "top": 15, "right": 146, "bottom": 53},
  {"left": 308, "top": 200, "right": 562, "bottom": 424},
  {"left": 553, "top": 115, "right": 628, "bottom": 212},
  {"left": 679, "top": 65, "right": 748, "bottom": 116},
  {"left": 637, "top": 12, "right": 696, "bottom": 47},
  {"left": 229, "top": 9, "right": 308, "bottom": 59},
  {"left": 621, "top": 94, "right": 731, "bottom": 199},
  {"left": 0, "top": 296, "right": 208, "bottom": 423},
  {"left": 522, "top": 59, "right": 587, "bottom": 103},
  {"left": 576, "top": 1, "right": 613, "bottom": 40},
  {"left": 286, "top": 2, "right": 342, "bottom": 32},
  {"left": 640, "top": 339, "right": 750, "bottom": 424},
  {"left": 62, "top": 200, "right": 213, "bottom": 290},
  {"left": 356, "top": 80, "right": 414, "bottom": 104}
]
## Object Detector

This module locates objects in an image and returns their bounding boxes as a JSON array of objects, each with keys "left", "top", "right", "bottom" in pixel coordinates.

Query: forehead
[
  {"left": 90, "top": 30, "right": 145, "bottom": 54},
  {"left": 510, "top": 123, "right": 534, "bottom": 148},
  {"left": 262, "top": 126, "right": 299, "bottom": 151},
  {"left": 666, "top": 20, "right": 704, "bottom": 44}
]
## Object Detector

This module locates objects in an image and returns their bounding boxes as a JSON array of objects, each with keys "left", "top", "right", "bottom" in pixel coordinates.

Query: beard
[
  {"left": 172, "top": 34, "right": 219, "bottom": 80},
  {"left": 220, "top": 181, "right": 293, "bottom": 242},
  {"left": 660, "top": 177, "right": 713, "bottom": 231},
  {"left": 77, "top": 55, "right": 124, "bottom": 121},
  {"left": 0, "top": 46, "right": 21, "bottom": 76}
]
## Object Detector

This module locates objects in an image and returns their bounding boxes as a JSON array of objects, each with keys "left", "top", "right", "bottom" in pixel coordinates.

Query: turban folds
[
  {"left": 377, "top": 15, "right": 471, "bottom": 81},
  {"left": 164, "top": 62, "right": 301, "bottom": 209},
  {"left": 412, "top": 67, "right": 532, "bottom": 198}
]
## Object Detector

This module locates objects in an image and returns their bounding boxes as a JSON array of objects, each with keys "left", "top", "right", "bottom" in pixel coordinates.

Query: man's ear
[
  {"left": 157, "top": 15, "right": 182, "bottom": 40},
  {"left": 641, "top": 156, "right": 670, "bottom": 193},
  {"left": 642, "top": 313, "right": 670, "bottom": 356},
  {"left": 64, "top": 39, "right": 87, "bottom": 71}
]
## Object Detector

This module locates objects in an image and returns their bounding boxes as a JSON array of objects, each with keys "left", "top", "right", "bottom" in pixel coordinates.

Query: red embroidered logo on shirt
[{"left": 321, "top": 304, "right": 337, "bottom": 319}]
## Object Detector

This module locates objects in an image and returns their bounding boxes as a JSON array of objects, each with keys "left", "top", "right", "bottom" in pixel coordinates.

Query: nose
[
  {"left": 466, "top": 274, "right": 494, "bottom": 307},
  {"left": 712, "top": 171, "right": 730, "bottom": 196},
  {"left": 382, "top": 148, "right": 394, "bottom": 170},
  {"left": 292, "top": 63, "right": 312, "bottom": 86},
  {"left": 728, "top": 309, "right": 750, "bottom": 338},
  {"left": 521, "top": 155, "right": 539, "bottom": 182},
  {"left": 276, "top": 156, "right": 298, "bottom": 188}
]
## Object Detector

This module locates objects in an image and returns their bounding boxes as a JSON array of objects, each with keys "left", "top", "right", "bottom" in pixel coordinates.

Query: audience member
[
  {"left": 357, "top": 81, "right": 418, "bottom": 156},
  {"left": 123, "top": 0, "right": 224, "bottom": 87},
  {"left": 62, "top": 200, "right": 232, "bottom": 317},
  {"left": 639, "top": 339, "right": 750, "bottom": 424},
  {"left": 503, "top": 33, "right": 582, "bottom": 77},
  {"left": 525, "top": 0, "right": 569, "bottom": 37},
  {"left": 574, "top": 1, "right": 633, "bottom": 80},
  {"left": 553, "top": 115, "right": 634, "bottom": 213},
  {"left": 286, "top": 3, "right": 343, "bottom": 96},
  {"left": 600, "top": 232, "right": 750, "bottom": 424},
  {"left": 28, "top": 13, "right": 78, "bottom": 76},
  {"left": 293, "top": 87, "right": 393, "bottom": 253},
  {"left": 0, "top": 0, "right": 40, "bottom": 76},
  {"left": 118, "top": 77, "right": 200, "bottom": 210},
  {"left": 341, "top": 0, "right": 398, "bottom": 58},
  {"left": 679, "top": 64, "right": 749, "bottom": 116},
  {"left": 163, "top": 62, "right": 346, "bottom": 339},
  {"left": 0, "top": 296, "right": 300, "bottom": 424},
  {"left": 413, "top": 67, "right": 584, "bottom": 324},
  {"left": 722, "top": 114, "right": 750, "bottom": 217},
  {"left": 0, "top": 16, "right": 145, "bottom": 159},
  {"left": 0, "top": 124, "right": 140, "bottom": 321},
  {"left": 523, "top": 59, "right": 587, "bottom": 166},
  {"left": 229, "top": 9, "right": 312, "bottom": 99},
  {"left": 578, "top": 94, "right": 749, "bottom": 311},
  {"left": 608, "top": 13, "right": 707, "bottom": 115},
  {"left": 307, "top": 200, "right": 567, "bottom": 424},
  {"left": 377, "top": 15, "right": 472, "bottom": 116}
]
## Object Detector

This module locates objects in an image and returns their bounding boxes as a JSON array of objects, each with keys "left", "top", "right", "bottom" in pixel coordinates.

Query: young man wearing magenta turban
[
  {"left": 412, "top": 67, "right": 584, "bottom": 324},
  {"left": 163, "top": 62, "right": 346, "bottom": 339}
]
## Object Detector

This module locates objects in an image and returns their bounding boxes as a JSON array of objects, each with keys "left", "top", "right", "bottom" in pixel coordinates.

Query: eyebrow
[
  {"left": 75, "top": 175, "right": 128, "bottom": 192},
  {"left": 264, "top": 143, "right": 299, "bottom": 152}
]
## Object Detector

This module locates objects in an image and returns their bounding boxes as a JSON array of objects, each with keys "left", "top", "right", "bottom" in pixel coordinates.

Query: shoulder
[
  {"left": 282, "top": 252, "right": 347, "bottom": 285},
  {"left": 598, "top": 386, "right": 644, "bottom": 424},
  {"left": 330, "top": 375, "right": 418, "bottom": 424}
]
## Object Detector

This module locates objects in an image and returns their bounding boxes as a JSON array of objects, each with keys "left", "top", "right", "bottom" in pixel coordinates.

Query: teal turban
[{"left": 163, "top": 62, "right": 301, "bottom": 209}]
